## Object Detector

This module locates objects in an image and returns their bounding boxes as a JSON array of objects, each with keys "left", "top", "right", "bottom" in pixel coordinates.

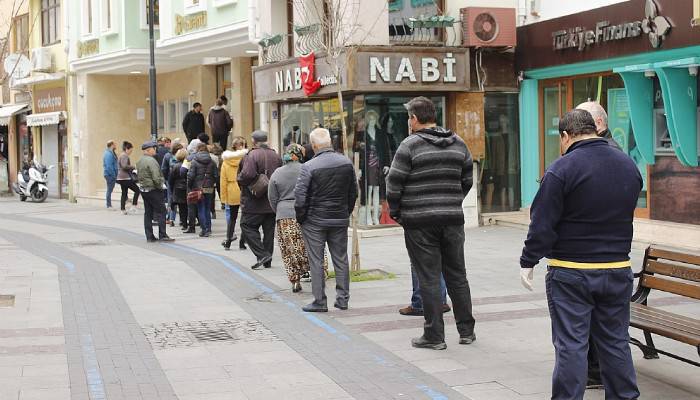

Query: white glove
[{"left": 520, "top": 268, "right": 534, "bottom": 291}]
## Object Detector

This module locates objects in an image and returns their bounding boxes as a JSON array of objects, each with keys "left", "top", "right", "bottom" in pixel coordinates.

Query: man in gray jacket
[{"left": 295, "top": 128, "right": 357, "bottom": 312}]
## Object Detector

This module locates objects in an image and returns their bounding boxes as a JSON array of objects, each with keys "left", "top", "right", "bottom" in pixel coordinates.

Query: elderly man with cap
[
  {"left": 520, "top": 109, "right": 641, "bottom": 400},
  {"left": 136, "top": 141, "right": 174, "bottom": 243},
  {"left": 237, "top": 131, "right": 282, "bottom": 269}
]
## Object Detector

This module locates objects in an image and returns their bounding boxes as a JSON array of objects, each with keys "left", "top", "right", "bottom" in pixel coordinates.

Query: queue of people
[{"left": 101, "top": 95, "right": 642, "bottom": 399}]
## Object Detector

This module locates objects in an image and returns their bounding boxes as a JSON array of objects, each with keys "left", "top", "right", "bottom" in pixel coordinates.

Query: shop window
[
  {"left": 157, "top": 102, "right": 165, "bottom": 134},
  {"left": 168, "top": 101, "right": 177, "bottom": 132},
  {"left": 481, "top": 93, "right": 521, "bottom": 213},
  {"left": 280, "top": 98, "right": 351, "bottom": 155},
  {"left": 13, "top": 14, "right": 29, "bottom": 55},
  {"left": 179, "top": 98, "right": 190, "bottom": 133},
  {"left": 101, "top": 0, "right": 116, "bottom": 33},
  {"left": 42, "top": 0, "right": 61, "bottom": 45}
]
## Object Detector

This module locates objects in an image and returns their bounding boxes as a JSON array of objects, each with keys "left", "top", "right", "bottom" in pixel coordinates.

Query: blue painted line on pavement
[
  {"left": 159, "top": 241, "right": 450, "bottom": 400},
  {"left": 48, "top": 255, "right": 106, "bottom": 400}
]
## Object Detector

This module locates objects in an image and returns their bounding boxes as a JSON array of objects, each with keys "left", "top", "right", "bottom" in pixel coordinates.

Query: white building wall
[{"left": 518, "top": 0, "right": 629, "bottom": 25}]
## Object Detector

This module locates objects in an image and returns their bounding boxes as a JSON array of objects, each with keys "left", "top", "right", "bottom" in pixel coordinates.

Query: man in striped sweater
[{"left": 386, "top": 96, "right": 476, "bottom": 350}]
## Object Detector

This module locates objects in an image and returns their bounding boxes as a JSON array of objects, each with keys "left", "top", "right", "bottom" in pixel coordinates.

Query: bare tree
[{"left": 293, "top": 0, "right": 386, "bottom": 272}]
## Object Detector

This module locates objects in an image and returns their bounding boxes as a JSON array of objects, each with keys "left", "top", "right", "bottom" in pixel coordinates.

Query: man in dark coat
[
  {"left": 182, "top": 102, "right": 205, "bottom": 143},
  {"left": 519, "top": 109, "right": 641, "bottom": 400},
  {"left": 237, "top": 131, "right": 282, "bottom": 269},
  {"left": 295, "top": 128, "right": 357, "bottom": 312},
  {"left": 577, "top": 101, "right": 622, "bottom": 150},
  {"left": 386, "top": 97, "right": 475, "bottom": 350},
  {"left": 207, "top": 99, "right": 234, "bottom": 149}
]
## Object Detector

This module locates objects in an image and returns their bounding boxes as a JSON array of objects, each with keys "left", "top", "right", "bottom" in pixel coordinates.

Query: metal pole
[{"left": 148, "top": 0, "right": 157, "bottom": 140}]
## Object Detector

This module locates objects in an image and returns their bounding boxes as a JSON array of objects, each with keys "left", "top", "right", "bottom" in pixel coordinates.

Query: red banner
[{"left": 299, "top": 52, "right": 321, "bottom": 96}]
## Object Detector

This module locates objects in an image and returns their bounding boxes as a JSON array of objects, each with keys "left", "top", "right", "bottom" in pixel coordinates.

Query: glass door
[{"left": 541, "top": 82, "right": 568, "bottom": 172}]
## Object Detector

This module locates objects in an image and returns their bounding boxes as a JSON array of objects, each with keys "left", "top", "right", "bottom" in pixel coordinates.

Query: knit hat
[{"left": 283, "top": 143, "right": 304, "bottom": 164}]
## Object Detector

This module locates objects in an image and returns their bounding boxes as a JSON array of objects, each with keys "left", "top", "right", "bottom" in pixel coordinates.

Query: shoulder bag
[{"left": 249, "top": 150, "right": 270, "bottom": 198}]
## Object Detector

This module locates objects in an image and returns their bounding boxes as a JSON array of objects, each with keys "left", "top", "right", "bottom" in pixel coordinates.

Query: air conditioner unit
[
  {"left": 31, "top": 47, "right": 53, "bottom": 72},
  {"left": 461, "top": 7, "right": 517, "bottom": 48}
]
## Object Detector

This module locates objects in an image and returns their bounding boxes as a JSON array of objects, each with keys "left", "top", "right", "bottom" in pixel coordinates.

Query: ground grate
[{"left": 142, "top": 319, "right": 278, "bottom": 349}]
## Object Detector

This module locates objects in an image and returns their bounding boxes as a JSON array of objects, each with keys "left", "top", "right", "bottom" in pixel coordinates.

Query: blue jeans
[
  {"left": 410, "top": 264, "right": 447, "bottom": 309},
  {"left": 105, "top": 177, "right": 116, "bottom": 208},
  {"left": 166, "top": 185, "right": 176, "bottom": 221},
  {"left": 197, "top": 193, "right": 213, "bottom": 233}
]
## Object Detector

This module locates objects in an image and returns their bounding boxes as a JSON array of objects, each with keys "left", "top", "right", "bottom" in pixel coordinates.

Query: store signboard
[
  {"left": 253, "top": 48, "right": 469, "bottom": 103},
  {"left": 516, "top": 0, "right": 699, "bottom": 71},
  {"left": 33, "top": 86, "right": 66, "bottom": 113}
]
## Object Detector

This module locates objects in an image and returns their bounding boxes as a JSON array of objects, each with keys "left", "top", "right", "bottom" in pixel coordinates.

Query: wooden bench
[{"left": 630, "top": 247, "right": 700, "bottom": 367}]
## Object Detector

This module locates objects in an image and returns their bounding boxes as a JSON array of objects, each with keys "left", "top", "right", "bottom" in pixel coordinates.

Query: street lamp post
[{"left": 148, "top": 0, "right": 157, "bottom": 140}]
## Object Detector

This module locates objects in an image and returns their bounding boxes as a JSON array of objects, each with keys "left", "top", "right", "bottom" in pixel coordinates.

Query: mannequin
[{"left": 364, "top": 110, "right": 381, "bottom": 225}]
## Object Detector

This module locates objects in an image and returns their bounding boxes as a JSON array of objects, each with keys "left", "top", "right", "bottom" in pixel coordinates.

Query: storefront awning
[
  {"left": 26, "top": 111, "right": 66, "bottom": 127},
  {"left": 11, "top": 72, "right": 65, "bottom": 90},
  {"left": 0, "top": 103, "right": 30, "bottom": 126}
]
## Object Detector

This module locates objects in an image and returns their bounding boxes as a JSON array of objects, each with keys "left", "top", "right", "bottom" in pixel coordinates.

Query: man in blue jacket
[
  {"left": 520, "top": 109, "right": 642, "bottom": 400},
  {"left": 102, "top": 140, "right": 118, "bottom": 209}
]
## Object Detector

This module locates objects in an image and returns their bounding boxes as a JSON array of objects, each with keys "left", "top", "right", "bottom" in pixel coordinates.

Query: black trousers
[
  {"left": 142, "top": 189, "right": 167, "bottom": 240},
  {"left": 187, "top": 203, "right": 198, "bottom": 229},
  {"left": 119, "top": 180, "right": 140, "bottom": 210},
  {"left": 175, "top": 202, "right": 188, "bottom": 228},
  {"left": 226, "top": 205, "right": 241, "bottom": 241},
  {"left": 404, "top": 224, "right": 475, "bottom": 343},
  {"left": 213, "top": 134, "right": 228, "bottom": 149},
  {"left": 240, "top": 212, "right": 275, "bottom": 265}
]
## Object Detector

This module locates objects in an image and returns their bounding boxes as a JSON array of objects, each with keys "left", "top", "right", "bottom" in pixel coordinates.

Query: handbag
[{"left": 187, "top": 189, "right": 203, "bottom": 204}]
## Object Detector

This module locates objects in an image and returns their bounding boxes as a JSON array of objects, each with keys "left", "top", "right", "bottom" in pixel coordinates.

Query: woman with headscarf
[{"left": 268, "top": 144, "right": 326, "bottom": 292}]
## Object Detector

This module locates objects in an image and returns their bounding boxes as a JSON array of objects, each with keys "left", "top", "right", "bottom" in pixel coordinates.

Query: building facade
[
  {"left": 517, "top": 0, "right": 700, "bottom": 226},
  {"left": 67, "top": 0, "right": 258, "bottom": 203},
  {"left": 252, "top": 0, "right": 521, "bottom": 228}
]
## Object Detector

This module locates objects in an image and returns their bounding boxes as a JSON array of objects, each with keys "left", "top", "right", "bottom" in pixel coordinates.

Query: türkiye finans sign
[{"left": 552, "top": 0, "right": 671, "bottom": 51}]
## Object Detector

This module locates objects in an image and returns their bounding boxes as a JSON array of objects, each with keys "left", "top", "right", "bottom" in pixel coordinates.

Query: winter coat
[
  {"left": 161, "top": 152, "right": 175, "bottom": 182},
  {"left": 237, "top": 145, "right": 282, "bottom": 214},
  {"left": 136, "top": 155, "right": 164, "bottom": 191},
  {"left": 220, "top": 149, "right": 247, "bottom": 206},
  {"left": 155, "top": 145, "right": 168, "bottom": 167},
  {"left": 117, "top": 152, "right": 135, "bottom": 181},
  {"left": 168, "top": 161, "right": 188, "bottom": 204},
  {"left": 103, "top": 149, "right": 118, "bottom": 179},
  {"left": 269, "top": 161, "right": 302, "bottom": 221},
  {"left": 182, "top": 110, "right": 205, "bottom": 142},
  {"left": 207, "top": 106, "right": 233, "bottom": 138},
  {"left": 187, "top": 151, "right": 218, "bottom": 192},
  {"left": 294, "top": 148, "right": 357, "bottom": 227},
  {"left": 386, "top": 126, "right": 472, "bottom": 228}
]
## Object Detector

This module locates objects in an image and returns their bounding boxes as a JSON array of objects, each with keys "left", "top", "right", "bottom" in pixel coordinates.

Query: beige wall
[
  {"left": 230, "top": 57, "right": 254, "bottom": 144},
  {"left": 77, "top": 74, "right": 151, "bottom": 197}
]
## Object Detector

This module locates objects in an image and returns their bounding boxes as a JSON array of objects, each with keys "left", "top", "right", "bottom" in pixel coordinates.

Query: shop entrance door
[
  {"left": 541, "top": 82, "right": 569, "bottom": 172},
  {"left": 58, "top": 122, "right": 68, "bottom": 199},
  {"left": 40, "top": 125, "right": 59, "bottom": 197}
]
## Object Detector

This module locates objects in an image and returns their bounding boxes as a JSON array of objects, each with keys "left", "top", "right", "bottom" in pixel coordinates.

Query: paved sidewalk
[{"left": 0, "top": 198, "right": 698, "bottom": 400}]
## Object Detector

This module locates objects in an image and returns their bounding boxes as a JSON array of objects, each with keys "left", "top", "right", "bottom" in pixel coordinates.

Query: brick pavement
[{"left": 1, "top": 199, "right": 699, "bottom": 400}]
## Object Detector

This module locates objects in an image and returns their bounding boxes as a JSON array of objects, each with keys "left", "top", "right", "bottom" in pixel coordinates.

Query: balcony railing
[
  {"left": 294, "top": 23, "right": 324, "bottom": 55},
  {"left": 389, "top": 15, "right": 459, "bottom": 46},
  {"left": 259, "top": 34, "right": 289, "bottom": 64}
]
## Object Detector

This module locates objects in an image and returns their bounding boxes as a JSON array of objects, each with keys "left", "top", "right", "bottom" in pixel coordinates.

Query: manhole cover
[
  {"left": 142, "top": 319, "right": 278, "bottom": 349},
  {"left": 0, "top": 295, "right": 15, "bottom": 307}
]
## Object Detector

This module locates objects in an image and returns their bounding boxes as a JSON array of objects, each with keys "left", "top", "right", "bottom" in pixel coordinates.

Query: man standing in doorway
[
  {"left": 386, "top": 96, "right": 476, "bottom": 350},
  {"left": 103, "top": 140, "right": 118, "bottom": 209},
  {"left": 208, "top": 99, "right": 234, "bottom": 149},
  {"left": 136, "top": 141, "right": 174, "bottom": 243},
  {"left": 237, "top": 131, "right": 282, "bottom": 269},
  {"left": 519, "top": 109, "right": 641, "bottom": 400},
  {"left": 183, "top": 103, "right": 205, "bottom": 143},
  {"left": 295, "top": 128, "right": 357, "bottom": 312}
]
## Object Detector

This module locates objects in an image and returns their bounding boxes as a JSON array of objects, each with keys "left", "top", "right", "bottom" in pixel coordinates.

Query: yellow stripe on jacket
[{"left": 549, "top": 259, "right": 631, "bottom": 269}]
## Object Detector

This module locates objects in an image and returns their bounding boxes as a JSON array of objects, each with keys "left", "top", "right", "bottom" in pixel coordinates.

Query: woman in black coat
[{"left": 169, "top": 149, "right": 189, "bottom": 230}]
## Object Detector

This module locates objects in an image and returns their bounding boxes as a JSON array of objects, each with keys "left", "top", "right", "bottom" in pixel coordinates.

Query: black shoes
[
  {"left": 586, "top": 377, "right": 604, "bottom": 390},
  {"left": 159, "top": 236, "right": 175, "bottom": 242},
  {"left": 239, "top": 242, "right": 247, "bottom": 250},
  {"left": 199, "top": 231, "right": 211, "bottom": 237},
  {"left": 300, "top": 272, "right": 311, "bottom": 282},
  {"left": 459, "top": 333, "right": 476, "bottom": 345},
  {"left": 333, "top": 301, "right": 348, "bottom": 310},
  {"left": 183, "top": 228, "right": 196, "bottom": 234},
  {"left": 251, "top": 255, "right": 272, "bottom": 270},
  {"left": 411, "top": 336, "right": 447, "bottom": 350},
  {"left": 222, "top": 240, "right": 231, "bottom": 250},
  {"left": 302, "top": 303, "right": 328, "bottom": 313},
  {"left": 292, "top": 282, "right": 302, "bottom": 293},
  {"left": 146, "top": 237, "right": 158, "bottom": 243}
]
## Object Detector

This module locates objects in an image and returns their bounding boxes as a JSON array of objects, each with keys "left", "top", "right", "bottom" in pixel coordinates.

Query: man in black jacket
[
  {"left": 386, "top": 96, "right": 476, "bottom": 350},
  {"left": 295, "top": 128, "right": 357, "bottom": 312},
  {"left": 520, "top": 109, "right": 641, "bottom": 400},
  {"left": 182, "top": 103, "right": 205, "bottom": 143},
  {"left": 577, "top": 101, "right": 621, "bottom": 150}
]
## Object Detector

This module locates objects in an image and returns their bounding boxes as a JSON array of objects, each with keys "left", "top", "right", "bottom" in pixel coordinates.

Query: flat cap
[
  {"left": 141, "top": 140, "right": 157, "bottom": 150},
  {"left": 252, "top": 130, "right": 268, "bottom": 142}
]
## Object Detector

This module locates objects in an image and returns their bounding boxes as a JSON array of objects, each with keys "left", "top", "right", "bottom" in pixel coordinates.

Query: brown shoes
[{"left": 399, "top": 304, "right": 451, "bottom": 316}]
